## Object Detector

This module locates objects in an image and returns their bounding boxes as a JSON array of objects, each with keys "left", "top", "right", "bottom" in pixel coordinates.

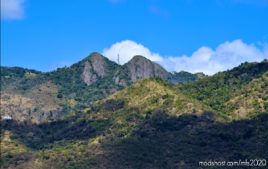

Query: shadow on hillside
[
  {"left": 92, "top": 112, "right": 268, "bottom": 169},
  {"left": 2, "top": 112, "right": 268, "bottom": 169},
  {"left": 1, "top": 115, "right": 110, "bottom": 149}
]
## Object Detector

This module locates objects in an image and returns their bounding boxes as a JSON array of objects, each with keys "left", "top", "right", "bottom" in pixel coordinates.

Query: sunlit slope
[
  {"left": 2, "top": 78, "right": 268, "bottom": 169},
  {"left": 226, "top": 72, "right": 268, "bottom": 119},
  {"left": 177, "top": 60, "right": 268, "bottom": 117}
]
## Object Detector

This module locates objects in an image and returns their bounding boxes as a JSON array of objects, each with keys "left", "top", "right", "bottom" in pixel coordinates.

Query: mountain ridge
[
  {"left": 1, "top": 52, "right": 201, "bottom": 123},
  {"left": 177, "top": 59, "right": 268, "bottom": 119},
  {"left": 1, "top": 76, "right": 267, "bottom": 168},
  {"left": 1, "top": 53, "right": 267, "bottom": 123},
  {"left": 1, "top": 55, "right": 268, "bottom": 169}
]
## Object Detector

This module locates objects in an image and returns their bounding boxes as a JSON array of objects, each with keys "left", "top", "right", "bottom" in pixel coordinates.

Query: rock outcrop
[
  {"left": 0, "top": 52, "right": 199, "bottom": 124},
  {"left": 125, "top": 55, "right": 170, "bottom": 82},
  {"left": 82, "top": 53, "right": 107, "bottom": 85}
]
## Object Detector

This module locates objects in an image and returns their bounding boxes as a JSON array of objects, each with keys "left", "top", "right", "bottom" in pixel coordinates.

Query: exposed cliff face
[
  {"left": 82, "top": 61, "right": 97, "bottom": 85},
  {"left": 0, "top": 52, "right": 199, "bottom": 124},
  {"left": 90, "top": 53, "right": 107, "bottom": 77},
  {"left": 2, "top": 60, "right": 268, "bottom": 169},
  {"left": 82, "top": 53, "right": 107, "bottom": 85},
  {"left": 81, "top": 53, "right": 194, "bottom": 86},
  {"left": 125, "top": 55, "right": 170, "bottom": 82}
]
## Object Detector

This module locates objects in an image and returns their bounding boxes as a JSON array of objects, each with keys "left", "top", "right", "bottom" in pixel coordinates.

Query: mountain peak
[
  {"left": 81, "top": 52, "right": 104, "bottom": 62},
  {"left": 130, "top": 55, "right": 150, "bottom": 61},
  {"left": 89, "top": 52, "right": 104, "bottom": 61},
  {"left": 82, "top": 52, "right": 107, "bottom": 85},
  {"left": 125, "top": 55, "right": 169, "bottom": 82}
]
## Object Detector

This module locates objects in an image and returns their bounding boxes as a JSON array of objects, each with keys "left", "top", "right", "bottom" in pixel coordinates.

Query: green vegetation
[
  {"left": 2, "top": 103, "right": 267, "bottom": 168},
  {"left": 168, "top": 71, "right": 202, "bottom": 83},
  {"left": 45, "top": 53, "right": 125, "bottom": 109},
  {"left": 1, "top": 56, "right": 267, "bottom": 169},
  {"left": 0, "top": 131, "right": 30, "bottom": 168},
  {"left": 1, "top": 66, "right": 44, "bottom": 91},
  {"left": 177, "top": 60, "right": 268, "bottom": 117},
  {"left": 1, "top": 53, "right": 198, "bottom": 123},
  {"left": 1, "top": 78, "right": 213, "bottom": 168},
  {"left": 226, "top": 72, "right": 268, "bottom": 119},
  {"left": 0, "top": 53, "right": 127, "bottom": 123}
]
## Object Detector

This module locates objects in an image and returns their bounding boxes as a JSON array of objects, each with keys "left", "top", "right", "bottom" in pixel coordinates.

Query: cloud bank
[
  {"left": 102, "top": 40, "right": 163, "bottom": 65},
  {"left": 1, "top": 0, "right": 25, "bottom": 20},
  {"left": 102, "top": 40, "right": 268, "bottom": 75}
]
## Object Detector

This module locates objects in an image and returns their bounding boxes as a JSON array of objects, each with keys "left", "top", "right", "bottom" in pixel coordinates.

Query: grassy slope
[
  {"left": 1, "top": 81, "right": 67, "bottom": 123},
  {"left": 1, "top": 61, "right": 268, "bottom": 169},
  {"left": 0, "top": 53, "right": 125, "bottom": 123},
  {"left": 2, "top": 78, "right": 268, "bottom": 169},
  {"left": 1, "top": 78, "right": 211, "bottom": 168},
  {"left": 177, "top": 60, "right": 268, "bottom": 118},
  {"left": 1, "top": 53, "right": 201, "bottom": 124},
  {"left": 46, "top": 53, "right": 126, "bottom": 108},
  {"left": 226, "top": 72, "right": 268, "bottom": 119}
]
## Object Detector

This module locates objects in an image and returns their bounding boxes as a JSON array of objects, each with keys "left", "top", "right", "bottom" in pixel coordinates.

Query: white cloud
[
  {"left": 102, "top": 39, "right": 268, "bottom": 75},
  {"left": 1, "top": 0, "right": 25, "bottom": 20},
  {"left": 102, "top": 40, "right": 163, "bottom": 65}
]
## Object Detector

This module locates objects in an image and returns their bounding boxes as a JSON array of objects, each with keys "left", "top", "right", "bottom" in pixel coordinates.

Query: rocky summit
[
  {"left": 1, "top": 57, "right": 267, "bottom": 169},
  {"left": 0, "top": 52, "right": 200, "bottom": 123},
  {"left": 82, "top": 53, "right": 108, "bottom": 85},
  {"left": 125, "top": 55, "right": 170, "bottom": 82}
]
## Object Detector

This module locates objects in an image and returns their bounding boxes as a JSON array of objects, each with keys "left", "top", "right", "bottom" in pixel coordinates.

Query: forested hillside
[
  {"left": 177, "top": 60, "right": 268, "bottom": 118},
  {"left": 1, "top": 77, "right": 268, "bottom": 168},
  {"left": 1, "top": 53, "right": 200, "bottom": 123},
  {"left": 1, "top": 55, "right": 267, "bottom": 169}
]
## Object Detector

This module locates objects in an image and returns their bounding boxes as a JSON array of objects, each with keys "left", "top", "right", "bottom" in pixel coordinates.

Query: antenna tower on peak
[{"left": 117, "top": 53, "right": 120, "bottom": 64}]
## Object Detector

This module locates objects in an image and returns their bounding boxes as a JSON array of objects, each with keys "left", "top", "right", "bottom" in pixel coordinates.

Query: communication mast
[
  {"left": 117, "top": 53, "right": 120, "bottom": 65},
  {"left": 117, "top": 47, "right": 122, "bottom": 65}
]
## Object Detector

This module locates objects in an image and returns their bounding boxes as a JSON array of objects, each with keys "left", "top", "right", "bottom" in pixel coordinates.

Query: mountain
[
  {"left": 81, "top": 52, "right": 114, "bottom": 85},
  {"left": 177, "top": 60, "right": 268, "bottom": 119},
  {"left": 1, "top": 58, "right": 268, "bottom": 169},
  {"left": 1, "top": 77, "right": 268, "bottom": 168},
  {"left": 226, "top": 71, "right": 268, "bottom": 119},
  {"left": 1, "top": 67, "right": 64, "bottom": 123},
  {"left": 1, "top": 53, "right": 198, "bottom": 123},
  {"left": 2, "top": 53, "right": 267, "bottom": 168},
  {"left": 0, "top": 78, "right": 214, "bottom": 168},
  {"left": 125, "top": 55, "right": 170, "bottom": 82},
  {"left": 167, "top": 71, "right": 205, "bottom": 84}
]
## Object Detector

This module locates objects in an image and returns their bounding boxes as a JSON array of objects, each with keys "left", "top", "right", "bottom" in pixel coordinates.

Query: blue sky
[{"left": 1, "top": 0, "right": 268, "bottom": 74}]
